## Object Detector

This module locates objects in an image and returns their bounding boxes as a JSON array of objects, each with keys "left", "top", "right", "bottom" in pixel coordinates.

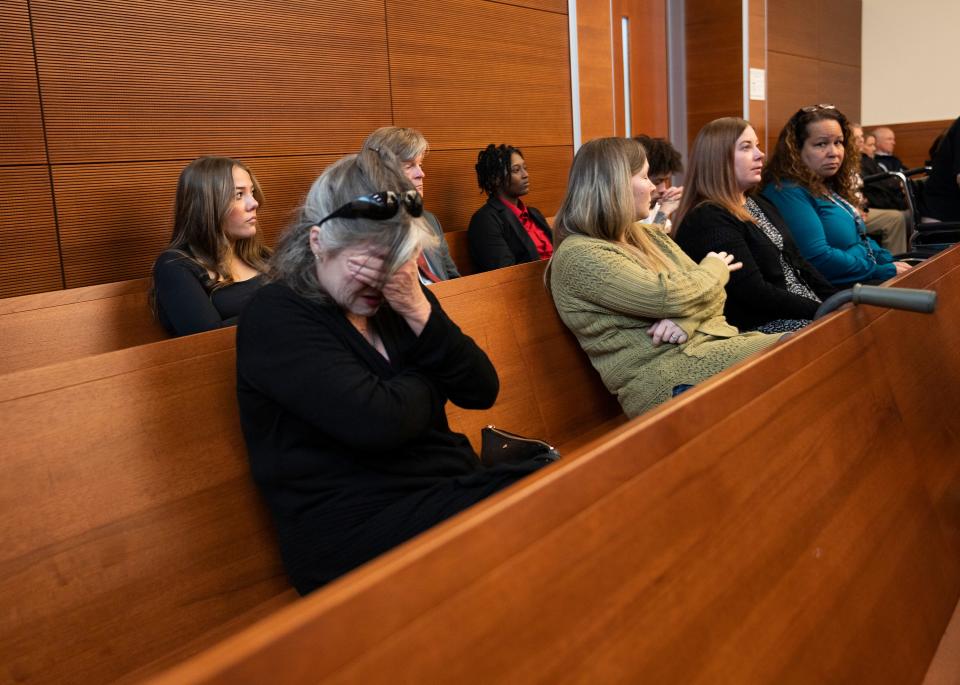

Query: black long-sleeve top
[
  {"left": 674, "top": 197, "right": 836, "bottom": 330},
  {"left": 153, "top": 249, "right": 264, "bottom": 336},
  {"left": 236, "top": 282, "right": 503, "bottom": 592}
]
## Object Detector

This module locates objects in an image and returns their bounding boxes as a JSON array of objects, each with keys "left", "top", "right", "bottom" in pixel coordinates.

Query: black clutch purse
[{"left": 480, "top": 425, "right": 561, "bottom": 467}]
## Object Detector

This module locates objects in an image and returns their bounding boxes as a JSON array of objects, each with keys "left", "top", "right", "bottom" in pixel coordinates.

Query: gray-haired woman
[{"left": 236, "top": 149, "right": 544, "bottom": 595}]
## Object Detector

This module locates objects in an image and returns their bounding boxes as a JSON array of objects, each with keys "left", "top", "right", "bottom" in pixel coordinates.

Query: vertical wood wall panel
[
  {"left": 685, "top": 0, "right": 742, "bottom": 149},
  {"left": 30, "top": 0, "right": 393, "bottom": 163},
  {"left": 387, "top": 0, "right": 572, "bottom": 150},
  {"left": 612, "top": 0, "right": 669, "bottom": 138},
  {"left": 0, "top": 167, "right": 61, "bottom": 297},
  {"left": 0, "top": 0, "right": 47, "bottom": 164},
  {"left": 576, "top": 1, "right": 616, "bottom": 142},
  {"left": 766, "top": 0, "right": 861, "bottom": 150},
  {"left": 748, "top": 0, "right": 767, "bottom": 148}
]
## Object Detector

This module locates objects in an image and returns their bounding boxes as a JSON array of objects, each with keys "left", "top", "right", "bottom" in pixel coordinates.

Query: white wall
[{"left": 861, "top": 0, "right": 959, "bottom": 125}]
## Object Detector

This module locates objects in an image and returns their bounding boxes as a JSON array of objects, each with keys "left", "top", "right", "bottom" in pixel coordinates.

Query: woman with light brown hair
[
  {"left": 151, "top": 156, "right": 271, "bottom": 336},
  {"left": 549, "top": 137, "right": 779, "bottom": 417},
  {"left": 673, "top": 117, "right": 835, "bottom": 333}
]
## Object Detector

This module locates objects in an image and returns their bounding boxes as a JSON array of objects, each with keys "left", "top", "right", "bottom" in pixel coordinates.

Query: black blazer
[
  {"left": 674, "top": 195, "right": 836, "bottom": 330},
  {"left": 467, "top": 198, "right": 553, "bottom": 272}
]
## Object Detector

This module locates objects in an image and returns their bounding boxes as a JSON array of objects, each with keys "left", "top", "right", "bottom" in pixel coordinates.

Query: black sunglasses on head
[
  {"left": 800, "top": 103, "right": 836, "bottom": 113},
  {"left": 316, "top": 190, "right": 423, "bottom": 227}
]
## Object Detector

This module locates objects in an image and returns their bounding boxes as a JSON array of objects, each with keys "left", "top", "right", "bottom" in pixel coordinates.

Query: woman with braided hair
[{"left": 467, "top": 143, "right": 554, "bottom": 272}]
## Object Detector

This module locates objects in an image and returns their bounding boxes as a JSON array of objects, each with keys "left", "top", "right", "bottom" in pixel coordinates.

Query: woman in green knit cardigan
[{"left": 548, "top": 137, "right": 780, "bottom": 417}]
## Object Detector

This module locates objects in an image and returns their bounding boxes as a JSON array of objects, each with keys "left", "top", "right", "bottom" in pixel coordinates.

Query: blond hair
[
  {"left": 554, "top": 137, "right": 674, "bottom": 272},
  {"left": 362, "top": 127, "right": 429, "bottom": 162}
]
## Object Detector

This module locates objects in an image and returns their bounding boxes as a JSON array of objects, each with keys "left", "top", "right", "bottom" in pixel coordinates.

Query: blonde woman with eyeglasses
[{"left": 548, "top": 137, "right": 779, "bottom": 418}]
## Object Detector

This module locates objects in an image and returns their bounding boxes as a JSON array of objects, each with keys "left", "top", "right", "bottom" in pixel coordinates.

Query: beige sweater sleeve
[{"left": 562, "top": 239, "right": 729, "bottom": 321}]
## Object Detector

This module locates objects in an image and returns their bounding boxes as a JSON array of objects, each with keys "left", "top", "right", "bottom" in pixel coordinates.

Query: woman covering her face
[
  {"left": 673, "top": 117, "right": 835, "bottom": 334},
  {"left": 761, "top": 106, "right": 911, "bottom": 286},
  {"left": 151, "top": 156, "right": 270, "bottom": 336},
  {"left": 235, "top": 149, "right": 545, "bottom": 595},
  {"left": 548, "top": 137, "right": 780, "bottom": 418}
]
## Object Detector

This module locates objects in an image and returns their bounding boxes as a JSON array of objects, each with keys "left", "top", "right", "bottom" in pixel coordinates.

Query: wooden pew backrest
[
  {"left": 0, "top": 278, "right": 167, "bottom": 374},
  {"left": 0, "top": 259, "right": 621, "bottom": 684},
  {"left": 0, "top": 329, "right": 294, "bottom": 685},
  {"left": 434, "top": 261, "right": 625, "bottom": 453},
  {"left": 147, "top": 246, "right": 960, "bottom": 684},
  {"left": 443, "top": 228, "right": 473, "bottom": 276}
]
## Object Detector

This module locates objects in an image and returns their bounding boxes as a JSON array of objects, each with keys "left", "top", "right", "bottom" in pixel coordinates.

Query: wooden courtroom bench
[
  {"left": 0, "top": 261, "right": 624, "bottom": 684},
  {"left": 443, "top": 216, "right": 554, "bottom": 279},
  {"left": 443, "top": 228, "right": 473, "bottom": 276},
  {"left": 0, "top": 278, "right": 166, "bottom": 375},
  {"left": 141, "top": 246, "right": 960, "bottom": 684}
]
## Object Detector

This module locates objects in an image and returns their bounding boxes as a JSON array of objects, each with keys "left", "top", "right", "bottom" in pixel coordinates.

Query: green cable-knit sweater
[{"left": 549, "top": 229, "right": 779, "bottom": 417}]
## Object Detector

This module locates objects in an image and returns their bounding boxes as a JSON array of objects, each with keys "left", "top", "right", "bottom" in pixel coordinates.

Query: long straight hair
[
  {"left": 554, "top": 137, "right": 674, "bottom": 272},
  {"left": 675, "top": 117, "right": 754, "bottom": 227},
  {"left": 167, "top": 156, "right": 271, "bottom": 284}
]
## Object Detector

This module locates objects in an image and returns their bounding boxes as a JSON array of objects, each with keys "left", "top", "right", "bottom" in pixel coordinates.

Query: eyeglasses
[
  {"left": 800, "top": 103, "right": 836, "bottom": 113},
  {"left": 316, "top": 190, "right": 423, "bottom": 227}
]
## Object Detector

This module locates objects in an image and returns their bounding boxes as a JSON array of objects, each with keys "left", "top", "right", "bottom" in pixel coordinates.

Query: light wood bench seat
[{"left": 143, "top": 246, "right": 960, "bottom": 684}]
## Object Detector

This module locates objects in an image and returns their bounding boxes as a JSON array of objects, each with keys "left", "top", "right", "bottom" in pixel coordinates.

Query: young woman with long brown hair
[
  {"left": 673, "top": 117, "right": 835, "bottom": 333},
  {"left": 151, "top": 156, "right": 271, "bottom": 336}
]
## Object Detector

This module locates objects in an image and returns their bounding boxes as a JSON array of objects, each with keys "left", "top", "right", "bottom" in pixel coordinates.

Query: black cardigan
[
  {"left": 674, "top": 196, "right": 836, "bottom": 330},
  {"left": 236, "top": 282, "right": 538, "bottom": 593},
  {"left": 467, "top": 197, "right": 553, "bottom": 272}
]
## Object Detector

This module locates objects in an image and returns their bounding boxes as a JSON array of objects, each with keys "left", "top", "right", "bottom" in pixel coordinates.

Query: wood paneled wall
[
  {"left": 684, "top": 0, "right": 742, "bottom": 150},
  {"left": 576, "top": 0, "right": 669, "bottom": 143},
  {"left": 0, "top": 0, "right": 572, "bottom": 296},
  {"left": 766, "top": 0, "right": 862, "bottom": 151},
  {"left": 863, "top": 119, "right": 954, "bottom": 171}
]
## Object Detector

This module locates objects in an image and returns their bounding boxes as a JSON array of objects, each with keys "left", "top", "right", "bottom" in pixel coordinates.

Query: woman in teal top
[{"left": 761, "top": 105, "right": 911, "bottom": 286}]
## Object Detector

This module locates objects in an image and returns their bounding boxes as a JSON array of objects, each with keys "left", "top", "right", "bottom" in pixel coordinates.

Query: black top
[
  {"left": 861, "top": 154, "right": 908, "bottom": 211},
  {"left": 153, "top": 249, "right": 264, "bottom": 336},
  {"left": 875, "top": 153, "right": 905, "bottom": 174},
  {"left": 236, "top": 282, "right": 537, "bottom": 593},
  {"left": 467, "top": 198, "right": 553, "bottom": 272},
  {"left": 924, "top": 117, "right": 960, "bottom": 221},
  {"left": 674, "top": 196, "right": 836, "bottom": 330}
]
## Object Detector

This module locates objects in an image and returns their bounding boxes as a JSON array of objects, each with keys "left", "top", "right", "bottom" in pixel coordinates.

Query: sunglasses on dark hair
[
  {"left": 316, "top": 190, "right": 423, "bottom": 227},
  {"left": 800, "top": 103, "right": 836, "bottom": 113}
]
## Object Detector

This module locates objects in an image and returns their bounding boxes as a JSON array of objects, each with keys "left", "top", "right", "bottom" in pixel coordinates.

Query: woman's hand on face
[
  {"left": 347, "top": 252, "right": 389, "bottom": 290},
  {"left": 893, "top": 260, "right": 913, "bottom": 274},
  {"left": 659, "top": 185, "right": 683, "bottom": 218},
  {"left": 381, "top": 256, "right": 432, "bottom": 335},
  {"left": 648, "top": 318, "right": 688, "bottom": 347},
  {"left": 704, "top": 251, "right": 743, "bottom": 272}
]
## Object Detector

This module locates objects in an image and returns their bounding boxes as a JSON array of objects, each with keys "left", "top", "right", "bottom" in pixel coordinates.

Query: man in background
[
  {"left": 634, "top": 134, "right": 684, "bottom": 233},
  {"left": 872, "top": 126, "right": 905, "bottom": 173}
]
